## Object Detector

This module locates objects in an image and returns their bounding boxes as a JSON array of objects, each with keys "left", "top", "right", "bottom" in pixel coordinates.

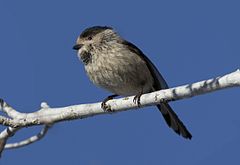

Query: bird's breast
[{"left": 84, "top": 50, "right": 154, "bottom": 96}]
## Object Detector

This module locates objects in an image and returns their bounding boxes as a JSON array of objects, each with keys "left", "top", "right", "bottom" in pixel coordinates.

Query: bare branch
[
  {"left": 0, "top": 69, "right": 239, "bottom": 155},
  {"left": 0, "top": 127, "right": 20, "bottom": 157},
  {"left": 5, "top": 125, "right": 51, "bottom": 149},
  {"left": 0, "top": 99, "right": 23, "bottom": 118}
]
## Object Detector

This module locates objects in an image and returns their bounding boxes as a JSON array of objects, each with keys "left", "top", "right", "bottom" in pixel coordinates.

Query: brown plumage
[{"left": 73, "top": 26, "right": 192, "bottom": 139}]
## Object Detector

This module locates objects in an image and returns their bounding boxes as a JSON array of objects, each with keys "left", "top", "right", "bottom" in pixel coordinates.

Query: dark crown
[{"left": 80, "top": 26, "right": 113, "bottom": 38}]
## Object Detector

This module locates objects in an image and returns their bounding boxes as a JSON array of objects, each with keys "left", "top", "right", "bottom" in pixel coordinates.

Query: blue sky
[{"left": 0, "top": 0, "right": 240, "bottom": 164}]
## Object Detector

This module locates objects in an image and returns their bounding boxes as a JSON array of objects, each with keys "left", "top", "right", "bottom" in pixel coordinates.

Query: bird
[{"left": 73, "top": 26, "right": 192, "bottom": 139}]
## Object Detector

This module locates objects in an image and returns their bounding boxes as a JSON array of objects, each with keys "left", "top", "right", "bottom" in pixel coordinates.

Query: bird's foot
[
  {"left": 133, "top": 92, "right": 142, "bottom": 107},
  {"left": 101, "top": 94, "right": 118, "bottom": 112}
]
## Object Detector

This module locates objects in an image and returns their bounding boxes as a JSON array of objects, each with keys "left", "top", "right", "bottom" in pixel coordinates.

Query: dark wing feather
[
  {"left": 121, "top": 40, "right": 168, "bottom": 90},
  {"left": 121, "top": 40, "right": 192, "bottom": 139}
]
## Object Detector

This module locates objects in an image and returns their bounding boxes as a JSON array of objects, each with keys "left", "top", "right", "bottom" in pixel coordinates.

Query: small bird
[{"left": 73, "top": 26, "right": 192, "bottom": 139}]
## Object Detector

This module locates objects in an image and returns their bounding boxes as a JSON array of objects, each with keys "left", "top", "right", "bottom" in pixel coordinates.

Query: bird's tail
[{"left": 157, "top": 103, "right": 192, "bottom": 139}]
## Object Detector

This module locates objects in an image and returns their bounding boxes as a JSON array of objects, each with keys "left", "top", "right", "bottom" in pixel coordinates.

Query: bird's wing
[{"left": 120, "top": 40, "right": 168, "bottom": 90}]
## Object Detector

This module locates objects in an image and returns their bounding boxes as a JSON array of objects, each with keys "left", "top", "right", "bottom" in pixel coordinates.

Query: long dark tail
[{"left": 157, "top": 103, "right": 192, "bottom": 139}]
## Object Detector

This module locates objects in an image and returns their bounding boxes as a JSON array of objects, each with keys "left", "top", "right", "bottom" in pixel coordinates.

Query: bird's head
[
  {"left": 73, "top": 26, "right": 119, "bottom": 51},
  {"left": 73, "top": 26, "right": 119, "bottom": 64}
]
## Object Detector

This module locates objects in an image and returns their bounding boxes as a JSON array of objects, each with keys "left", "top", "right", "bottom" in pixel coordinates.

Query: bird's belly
[{"left": 84, "top": 58, "right": 153, "bottom": 96}]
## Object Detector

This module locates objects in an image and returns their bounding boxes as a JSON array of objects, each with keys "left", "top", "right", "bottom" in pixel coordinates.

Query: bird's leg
[
  {"left": 133, "top": 91, "right": 143, "bottom": 107},
  {"left": 101, "top": 94, "right": 118, "bottom": 112}
]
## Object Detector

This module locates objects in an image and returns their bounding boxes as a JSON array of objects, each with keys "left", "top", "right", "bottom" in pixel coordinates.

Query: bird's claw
[
  {"left": 101, "top": 102, "right": 113, "bottom": 112},
  {"left": 101, "top": 94, "right": 118, "bottom": 112},
  {"left": 133, "top": 93, "right": 142, "bottom": 107}
]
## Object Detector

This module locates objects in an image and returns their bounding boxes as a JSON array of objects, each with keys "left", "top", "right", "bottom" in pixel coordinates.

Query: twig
[{"left": 5, "top": 125, "right": 51, "bottom": 149}]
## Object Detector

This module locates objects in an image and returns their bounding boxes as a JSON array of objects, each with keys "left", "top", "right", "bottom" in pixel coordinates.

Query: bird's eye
[{"left": 87, "top": 36, "right": 92, "bottom": 40}]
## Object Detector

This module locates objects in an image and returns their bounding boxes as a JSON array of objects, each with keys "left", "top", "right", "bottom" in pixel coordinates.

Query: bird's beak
[{"left": 73, "top": 44, "right": 83, "bottom": 50}]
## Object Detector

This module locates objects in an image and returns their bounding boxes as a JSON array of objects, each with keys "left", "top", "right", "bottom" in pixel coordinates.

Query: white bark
[
  {"left": 0, "top": 69, "right": 239, "bottom": 156},
  {"left": 4, "top": 125, "right": 51, "bottom": 149}
]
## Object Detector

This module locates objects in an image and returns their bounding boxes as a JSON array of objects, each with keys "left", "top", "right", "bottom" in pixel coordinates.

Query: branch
[
  {"left": 0, "top": 127, "right": 20, "bottom": 157},
  {"left": 4, "top": 125, "right": 51, "bottom": 149},
  {"left": 0, "top": 69, "right": 239, "bottom": 156},
  {"left": 0, "top": 102, "right": 52, "bottom": 156}
]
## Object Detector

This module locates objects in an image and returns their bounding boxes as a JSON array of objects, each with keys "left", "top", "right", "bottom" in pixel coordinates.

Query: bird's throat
[{"left": 80, "top": 51, "right": 92, "bottom": 65}]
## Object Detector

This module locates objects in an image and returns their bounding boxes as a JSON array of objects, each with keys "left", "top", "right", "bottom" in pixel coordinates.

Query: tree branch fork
[{"left": 0, "top": 69, "right": 239, "bottom": 156}]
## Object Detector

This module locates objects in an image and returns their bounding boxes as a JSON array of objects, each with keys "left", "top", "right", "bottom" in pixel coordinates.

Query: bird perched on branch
[{"left": 73, "top": 26, "right": 192, "bottom": 139}]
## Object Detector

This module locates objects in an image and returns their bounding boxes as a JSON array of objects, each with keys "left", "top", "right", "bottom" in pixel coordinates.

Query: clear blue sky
[{"left": 0, "top": 0, "right": 240, "bottom": 164}]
